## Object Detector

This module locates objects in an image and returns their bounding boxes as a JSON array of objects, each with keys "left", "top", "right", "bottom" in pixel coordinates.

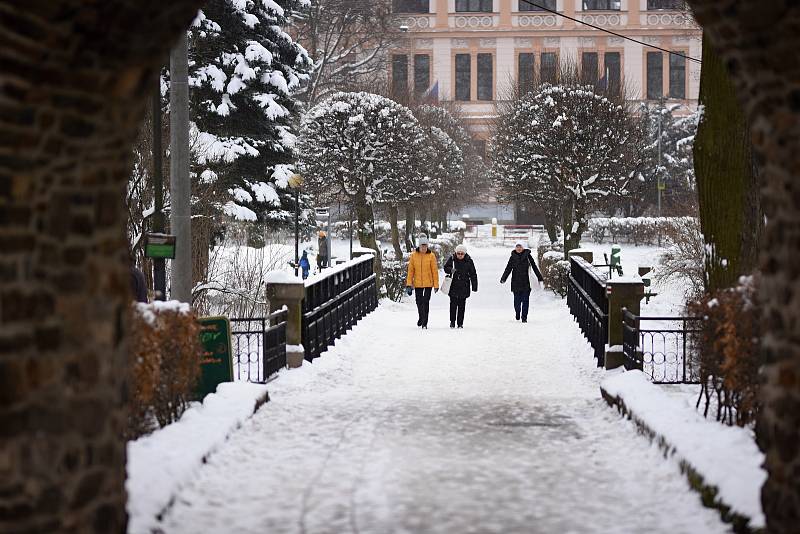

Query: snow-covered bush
[
  {"left": 128, "top": 302, "right": 202, "bottom": 439},
  {"left": 589, "top": 217, "right": 696, "bottom": 245},
  {"left": 537, "top": 240, "right": 564, "bottom": 266},
  {"left": 656, "top": 217, "right": 705, "bottom": 302},
  {"left": 541, "top": 252, "right": 570, "bottom": 298},
  {"left": 382, "top": 258, "right": 408, "bottom": 302}
]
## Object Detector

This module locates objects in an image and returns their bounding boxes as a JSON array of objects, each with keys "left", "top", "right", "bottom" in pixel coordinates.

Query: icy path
[{"left": 160, "top": 245, "right": 728, "bottom": 534}]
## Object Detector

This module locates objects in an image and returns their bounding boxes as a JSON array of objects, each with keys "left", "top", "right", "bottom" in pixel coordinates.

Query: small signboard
[
  {"left": 657, "top": 181, "right": 666, "bottom": 191},
  {"left": 196, "top": 316, "right": 234, "bottom": 399},
  {"left": 145, "top": 233, "right": 177, "bottom": 259}
]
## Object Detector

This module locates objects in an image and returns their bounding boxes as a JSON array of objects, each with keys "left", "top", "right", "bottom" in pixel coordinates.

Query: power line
[{"left": 518, "top": 0, "right": 702, "bottom": 64}]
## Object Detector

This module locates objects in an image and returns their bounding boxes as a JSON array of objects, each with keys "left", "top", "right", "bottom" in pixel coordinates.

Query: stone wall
[
  {"left": 0, "top": 2, "right": 201, "bottom": 532},
  {"left": 686, "top": 2, "right": 800, "bottom": 533}
]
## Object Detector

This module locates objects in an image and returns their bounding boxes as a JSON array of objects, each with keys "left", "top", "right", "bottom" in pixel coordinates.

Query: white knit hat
[
  {"left": 515, "top": 240, "right": 526, "bottom": 248},
  {"left": 455, "top": 244, "right": 467, "bottom": 253},
  {"left": 418, "top": 235, "right": 429, "bottom": 246}
]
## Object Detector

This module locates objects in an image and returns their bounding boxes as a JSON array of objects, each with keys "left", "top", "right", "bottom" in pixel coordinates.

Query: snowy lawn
[
  {"left": 126, "top": 382, "right": 269, "bottom": 534},
  {"left": 153, "top": 242, "right": 729, "bottom": 534},
  {"left": 601, "top": 371, "right": 766, "bottom": 530}
]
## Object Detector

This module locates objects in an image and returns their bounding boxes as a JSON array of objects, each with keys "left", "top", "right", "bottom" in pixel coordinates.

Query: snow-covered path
[{"left": 160, "top": 244, "right": 727, "bottom": 534}]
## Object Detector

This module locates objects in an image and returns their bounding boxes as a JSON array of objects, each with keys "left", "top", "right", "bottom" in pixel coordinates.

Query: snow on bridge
[{"left": 157, "top": 243, "right": 726, "bottom": 534}]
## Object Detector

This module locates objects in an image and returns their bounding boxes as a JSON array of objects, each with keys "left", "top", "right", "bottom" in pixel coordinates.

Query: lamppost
[
  {"left": 289, "top": 173, "right": 303, "bottom": 276},
  {"left": 399, "top": 24, "right": 414, "bottom": 101}
]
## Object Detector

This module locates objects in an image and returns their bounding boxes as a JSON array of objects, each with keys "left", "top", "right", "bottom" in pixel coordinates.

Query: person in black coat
[
  {"left": 500, "top": 240, "right": 543, "bottom": 322},
  {"left": 443, "top": 244, "right": 478, "bottom": 328}
]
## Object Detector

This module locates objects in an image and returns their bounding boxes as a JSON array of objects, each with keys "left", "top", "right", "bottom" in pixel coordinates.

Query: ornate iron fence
[
  {"left": 302, "top": 255, "right": 378, "bottom": 361},
  {"left": 567, "top": 256, "right": 608, "bottom": 366},
  {"left": 622, "top": 309, "right": 702, "bottom": 384},
  {"left": 230, "top": 307, "right": 287, "bottom": 383}
]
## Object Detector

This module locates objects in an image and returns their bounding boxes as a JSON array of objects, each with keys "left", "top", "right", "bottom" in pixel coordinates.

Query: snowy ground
[{"left": 154, "top": 242, "right": 728, "bottom": 534}]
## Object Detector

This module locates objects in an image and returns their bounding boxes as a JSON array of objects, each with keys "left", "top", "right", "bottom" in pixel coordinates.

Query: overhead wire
[{"left": 517, "top": 0, "right": 702, "bottom": 64}]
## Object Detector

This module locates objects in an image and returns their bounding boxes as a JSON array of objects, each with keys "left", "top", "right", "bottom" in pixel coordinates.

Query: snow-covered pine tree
[
  {"left": 298, "top": 91, "right": 428, "bottom": 279},
  {"left": 636, "top": 101, "right": 701, "bottom": 216},
  {"left": 190, "top": 0, "right": 312, "bottom": 230},
  {"left": 492, "top": 84, "right": 643, "bottom": 254}
]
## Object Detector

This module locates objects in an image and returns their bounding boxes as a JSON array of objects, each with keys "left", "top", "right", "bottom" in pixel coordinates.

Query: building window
[
  {"left": 604, "top": 51, "right": 621, "bottom": 93},
  {"left": 541, "top": 52, "right": 558, "bottom": 84},
  {"left": 647, "top": 0, "right": 686, "bottom": 9},
  {"left": 646, "top": 52, "right": 663, "bottom": 99},
  {"left": 519, "top": 0, "right": 556, "bottom": 11},
  {"left": 456, "top": 0, "right": 493, "bottom": 12},
  {"left": 391, "top": 54, "right": 408, "bottom": 97},
  {"left": 582, "top": 0, "right": 621, "bottom": 10},
  {"left": 477, "top": 53, "right": 493, "bottom": 100},
  {"left": 581, "top": 52, "right": 598, "bottom": 85},
  {"left": 669, "top": 53, "right": 686, "bottom": 99},
  {"left": 392, "top": 0, "right": 429, "bottom": 13},
  {"left": 414, "top": 54, "right": 431, "bottom": 96},
  {"left": 518, "top": 53, "right": 535, "bottom": 94},
  {"left": 455, "top": 54, "right": 471, "bottom": 101}
]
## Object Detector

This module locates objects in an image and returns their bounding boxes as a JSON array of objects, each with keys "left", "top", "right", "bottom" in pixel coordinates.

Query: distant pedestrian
[
  {"left": 500, "top": 240, "right": 543, "bottom": 323},
  {"left": 317, "top": 231, "right": 328, "bottom": 270},
  {"left": 443, "top": 244, "right": 478, "bottom": 329},
  {"left": 299, "top": 250, "right": 311, "bottom": 280},
  {"left": 405, "top": 236, "right": 439, "bottom": 329},
  {"left": 130, "top": 265, "right": 148, "bottom": 303}
]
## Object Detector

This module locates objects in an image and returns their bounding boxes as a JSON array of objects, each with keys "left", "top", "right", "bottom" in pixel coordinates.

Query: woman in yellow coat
[{"left": 405, "top": 236, "right": 439, "bottom": 329}]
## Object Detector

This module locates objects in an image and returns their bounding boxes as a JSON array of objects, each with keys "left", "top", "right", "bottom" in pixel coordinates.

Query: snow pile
[
  {"left": 126, "top": 382, "right": 269, "bottom": 533},
  {"left": 134, "top": 300, "right": 192, "bottom": 326},
  {"left": 601, "top": 371, "right": 766, "bottom": 528},
  {"left": 264, "top": 270, "right": 300, "bottom": 284}
]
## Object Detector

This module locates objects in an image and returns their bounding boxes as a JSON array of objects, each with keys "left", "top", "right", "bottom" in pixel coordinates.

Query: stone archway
[
  {"left": 686, "top": 2, "right": 800, "bottom": 532},
  {"left": 0, "top": 2, "right": 201, "bottom": 531}
]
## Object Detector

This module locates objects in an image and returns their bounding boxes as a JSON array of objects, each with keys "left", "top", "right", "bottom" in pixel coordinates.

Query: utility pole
[
  {"left": 152, "top": 81, "right": 166, "bottom": 300},
  {"left": 657, "top": 111, "right": 663, "bottom": 246},
  {"left": 170, "top": 33, "right": 192, "bottom": 303}
]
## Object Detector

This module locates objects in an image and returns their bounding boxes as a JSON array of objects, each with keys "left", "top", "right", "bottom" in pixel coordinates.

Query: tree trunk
[
  {"left": 543, "top": 204, "right": 560, "bottom": 244},
  {"left": 562, "top": 200, "right": 580, "bottom": 256},
  {"left": 686, "top": 4, "right": 800, "bottom": 531},
  {"left": 404, "top": 205, "right": 415, "bottom": 251},
  {"left": 694, "top": 33, "right": 761, "bottom": 293},
  {"left": 0, "top": 1, "right": 204, "bottom": 532},
  {"left": 354, "top": 193, "right": 383, "bottom": 288},
  {"left": 388, "top": 204, "right": 404, "bottom": 260}
]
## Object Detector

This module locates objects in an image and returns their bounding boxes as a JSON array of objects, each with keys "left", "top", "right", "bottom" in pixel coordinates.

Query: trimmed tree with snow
[
  {"left": 298, "top": 91, "right": 429, "bottom": 280},
  {"left": 190, "top": 0, "right": 312, "bottom": 229},
  {"left": 492, "top": 83, "right": 643, "bottom": 254}
]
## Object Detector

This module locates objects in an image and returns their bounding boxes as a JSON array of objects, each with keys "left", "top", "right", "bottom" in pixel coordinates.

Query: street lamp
[
  {"left": 288, "top": 173, "right": 303, "bottom": 276},
  {"left": 399, "top": 25, "right": 414, "bottom": 101}
]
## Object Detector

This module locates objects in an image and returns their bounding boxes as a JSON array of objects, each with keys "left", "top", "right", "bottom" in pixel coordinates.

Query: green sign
[
  {"left": 197, "top": 316, "right": 234, "bottom": 399},
  {"left": 145, "top": 233, "right": 177, "bottom": 259},
  {"left": 657, "top": 181, "right": 666, "bottom": 191}
]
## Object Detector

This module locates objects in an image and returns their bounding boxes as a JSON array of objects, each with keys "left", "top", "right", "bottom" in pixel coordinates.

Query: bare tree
[{"left": 292, "top": 0, "right": 397, "bottom": 106}]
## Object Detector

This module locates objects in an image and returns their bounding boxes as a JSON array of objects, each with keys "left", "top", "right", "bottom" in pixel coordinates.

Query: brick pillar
[
  {"left": 266, "top": 281, "right": 306, "bottom": 368},
  {"left": 0, "top": 2, "right": 203, "bottom": 532},
  {"left": 605, "top": 279, "right": 644, "bottom": 369}
]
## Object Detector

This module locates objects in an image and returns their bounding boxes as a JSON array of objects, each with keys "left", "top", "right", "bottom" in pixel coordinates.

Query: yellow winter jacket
[{"left": 406, "top": 249, "right": 439, "bottom": 289}]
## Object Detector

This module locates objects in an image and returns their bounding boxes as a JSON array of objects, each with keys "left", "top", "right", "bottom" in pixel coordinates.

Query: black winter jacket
[
  {"left": 501, "top": 249, "right": 543, "bottom": 293},
  {"left": 443, "top": 253, "right": 478, "bottom": 299}
]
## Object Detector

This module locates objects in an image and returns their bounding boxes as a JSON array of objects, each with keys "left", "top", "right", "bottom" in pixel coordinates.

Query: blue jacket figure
[{"left": 299, "top": 250, "right": 311, "bottom": 279}]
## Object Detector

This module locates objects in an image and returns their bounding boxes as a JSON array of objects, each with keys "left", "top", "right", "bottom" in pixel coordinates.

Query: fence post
[
  {"left": 605, "top": 279, "right": 645, "bottom": 369},
  {"left": 568, "top": 249, "right": 594, "bottom": 264},
  {"left": 266, "top": 281, "right": 305, "bottom": 368}
]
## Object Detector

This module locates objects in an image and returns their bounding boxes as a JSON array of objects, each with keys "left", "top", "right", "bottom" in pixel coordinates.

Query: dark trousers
[
  {"left": 415, "top": 287, "right": 432, "bottom": 326},
  {"left": 514, "top": 290, "right": 531, "bottom": 320},
  {"left": 449, "top": 297, "right": 466, "bottom": 326}
]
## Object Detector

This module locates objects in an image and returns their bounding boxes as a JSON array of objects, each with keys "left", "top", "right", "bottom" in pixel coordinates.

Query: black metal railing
[
  {"left": 230, "top": 307, "right": 287, "bottom": 383},
  {"left": 302, "top": 255, "right": 379, "bottom": 361},
  {"left": 567, "top": 256, "right": 609, "bottom": 366},
  {"left": 622, "top": 309, "right": 702, "bottom": 384}
]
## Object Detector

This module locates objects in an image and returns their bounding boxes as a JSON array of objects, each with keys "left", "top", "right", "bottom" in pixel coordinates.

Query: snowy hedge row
[
  {"left": 589, "top": 217, "right": 697, "bottom": 245},
  {"left": 327, "top": 220, "right": 466, "bottom": 241}
]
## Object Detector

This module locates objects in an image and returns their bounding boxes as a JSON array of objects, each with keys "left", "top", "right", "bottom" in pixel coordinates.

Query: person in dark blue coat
[
  {"left": 443, "top": 244, "right": 478, "bottom": 328},
  {"left": 500, "top": 241, "right": 543, "bottom": 323},
  {"left": 299, "top": 250, "right": 311, "bottom": 279}
]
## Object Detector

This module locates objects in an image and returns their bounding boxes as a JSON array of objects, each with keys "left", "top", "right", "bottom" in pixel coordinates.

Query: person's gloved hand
[{"left": 405, "top": 286, "right": 413, "bottom": 296}]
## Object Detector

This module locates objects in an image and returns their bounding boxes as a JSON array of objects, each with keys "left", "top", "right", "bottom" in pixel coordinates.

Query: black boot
[{"left": 450, "top": 322, "right": 455, "bottom": 328}]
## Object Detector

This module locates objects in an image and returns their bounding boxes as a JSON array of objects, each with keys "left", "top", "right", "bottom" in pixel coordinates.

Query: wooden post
[
  {"left": 266, "top": 281, "right": 305, "bottom": 368},
  {"left": 605, "top": 278, "right": 645, "bottom": 369},
  {"left": 568, "top": 248, "right": 594, "bottom": 264}
]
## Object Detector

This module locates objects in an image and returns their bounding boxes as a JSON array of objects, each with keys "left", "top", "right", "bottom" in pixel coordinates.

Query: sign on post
[
  {"left": 145, "top": 233, "right": 177, "bottom": 259},
  {"left": 196, "top": 316, "right": 234, "bottom": 399}
]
